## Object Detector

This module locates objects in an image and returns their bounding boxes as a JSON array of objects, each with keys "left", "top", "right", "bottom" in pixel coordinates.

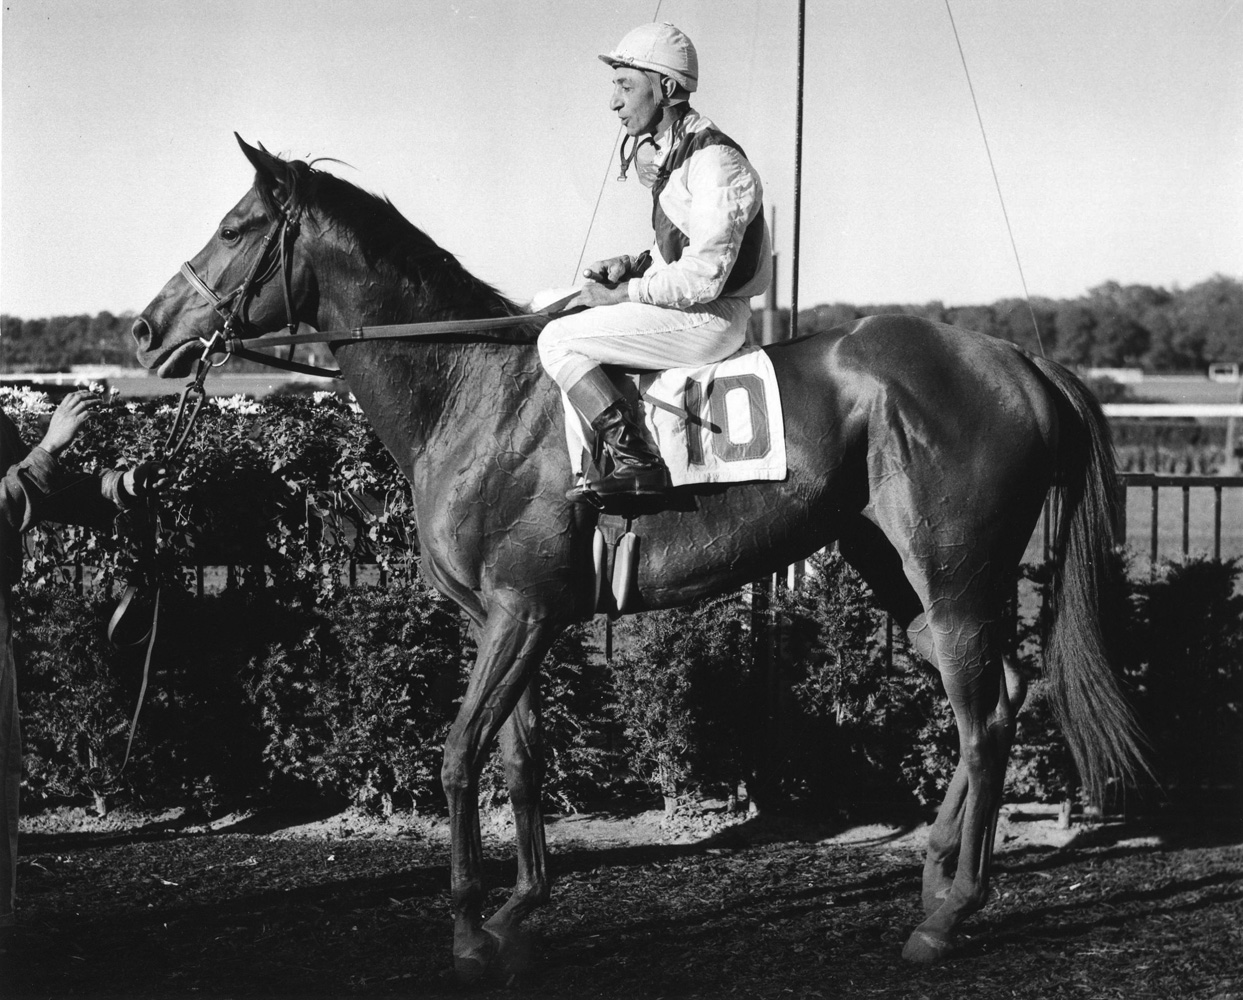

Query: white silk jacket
[{"left": 626, "top": 109, "right": 773, "bottom": 310}]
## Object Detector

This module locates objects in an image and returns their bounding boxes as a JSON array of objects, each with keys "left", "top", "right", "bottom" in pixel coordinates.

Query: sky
[{"left": 2, "top": 0, "right": 1241, "bottom": 321}]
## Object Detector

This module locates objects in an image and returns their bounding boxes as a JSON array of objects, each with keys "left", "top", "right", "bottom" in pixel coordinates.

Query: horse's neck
[{"left": 311, "top": 246, "right": 554, "bottom": 477}]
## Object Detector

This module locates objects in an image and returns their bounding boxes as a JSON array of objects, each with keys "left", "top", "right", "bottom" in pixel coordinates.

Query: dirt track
[{"left": 5, "top": 803, "right": 1241, "bottom": 999}]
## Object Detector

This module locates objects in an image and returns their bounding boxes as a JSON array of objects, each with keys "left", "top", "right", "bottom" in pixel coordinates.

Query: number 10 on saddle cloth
[{"left": 560, "top": 346, "right": 787, "bottom": 487}]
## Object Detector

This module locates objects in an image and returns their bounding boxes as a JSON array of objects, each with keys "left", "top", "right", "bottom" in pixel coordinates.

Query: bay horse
[{"left": 132, "top": 136, "right": 1146, "bottom": 979}]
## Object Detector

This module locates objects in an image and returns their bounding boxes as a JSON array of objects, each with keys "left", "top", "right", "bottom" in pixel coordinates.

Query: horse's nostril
[{"left": 131, "top": 316, "right": 151, "bottom": 347}]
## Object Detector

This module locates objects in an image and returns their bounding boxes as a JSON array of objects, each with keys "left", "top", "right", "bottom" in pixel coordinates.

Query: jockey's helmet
[{"left": 599, "top": 22, "right": 698, "bottom": 93}]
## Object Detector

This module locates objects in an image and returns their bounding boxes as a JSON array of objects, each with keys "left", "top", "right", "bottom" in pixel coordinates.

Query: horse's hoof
[
  {"left": 482, "top": 918, "right": 537, "bottom": 979},
  {"left": 902, "top": 929, "right": 957, "bottom": 964},
  {"left": 452, "top": 931, "right": 499, "bottom": 985}
]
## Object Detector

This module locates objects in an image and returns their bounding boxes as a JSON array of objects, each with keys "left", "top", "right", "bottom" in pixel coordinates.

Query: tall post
[
  {"left": 761, "top": 206, "right": 779, "bottom": 347},
  {"left": 789, "top": 0, "right": 806, "bottom": 342}
]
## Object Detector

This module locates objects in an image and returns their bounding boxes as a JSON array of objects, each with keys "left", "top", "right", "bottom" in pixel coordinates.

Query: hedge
[{"left": 5, "top": 386, "right": 1240, "bottom": 818}]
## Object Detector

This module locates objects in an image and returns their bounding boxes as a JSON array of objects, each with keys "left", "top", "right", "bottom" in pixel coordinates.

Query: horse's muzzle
[{"left": 131, "top": 315, "right": 201, "bottom": 377}]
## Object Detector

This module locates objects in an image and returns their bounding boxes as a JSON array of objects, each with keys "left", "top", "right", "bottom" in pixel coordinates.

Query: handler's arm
[
  {"left": 0, "top": 410, "right": 41, "bottom": 533},
  {"left": 1, "top": 397, "right": 135, "bottom": 533}
]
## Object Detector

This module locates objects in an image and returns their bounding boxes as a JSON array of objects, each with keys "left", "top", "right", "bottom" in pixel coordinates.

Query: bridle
[
  {"left": 163, "top": 197, "right": 309, "bottom": 456},
  {"left": 179, "top": 197, "right": 303, "bottom": 374}
]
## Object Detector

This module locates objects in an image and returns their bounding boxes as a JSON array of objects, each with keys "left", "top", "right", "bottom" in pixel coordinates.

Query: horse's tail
[{"left": 1028, "top": 353, "right": 1150, "bottom": 804}]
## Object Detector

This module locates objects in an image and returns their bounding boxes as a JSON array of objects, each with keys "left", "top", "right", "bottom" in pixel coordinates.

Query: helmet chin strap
[{"left": 616, "top": 72, "right": 688, "bottom": 182}]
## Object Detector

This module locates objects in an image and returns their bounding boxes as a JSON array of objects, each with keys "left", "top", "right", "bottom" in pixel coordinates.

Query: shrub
[
  {"left": 14, "top": 586, "right": 146, "bottom": 811},
  {"left": 243, "top": 582, "right": 468, "bottom": 813},
  {"left": 1124, "top": 557, "right": 1243, "bottom": 796},
  {"left": 777, "top": 549, "right": 950, "bottom": 812},
  {"left": 609, "top": 594, "right": 758, "bottom": 808},
  {"left": 12, "top": 584, "right": 268, "bottom": 815}
]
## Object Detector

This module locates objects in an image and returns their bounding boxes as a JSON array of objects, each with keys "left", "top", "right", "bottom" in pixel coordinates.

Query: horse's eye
[{"left": 219, "top": 227, "right": 241, "bottom": 244}]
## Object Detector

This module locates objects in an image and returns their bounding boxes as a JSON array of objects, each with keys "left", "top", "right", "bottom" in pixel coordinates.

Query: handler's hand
[
  {"left": 38, "top": 390, "right": 102, "bottom": 457},
  {"left": 122, "top": 463, "right": 171, "bottom": 500},
  {"left": 582, "top": 255, "right": 633, "bottom": 286}
]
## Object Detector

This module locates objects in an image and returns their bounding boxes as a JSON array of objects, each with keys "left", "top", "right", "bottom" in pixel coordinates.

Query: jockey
[{"left": 538, "top": 21, "right": 772, "bottom": 502}]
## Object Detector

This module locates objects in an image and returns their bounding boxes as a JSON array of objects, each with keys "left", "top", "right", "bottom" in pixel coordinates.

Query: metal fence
[{"left": 1117, "top": 472, "right": 1243, "bottom": 566}]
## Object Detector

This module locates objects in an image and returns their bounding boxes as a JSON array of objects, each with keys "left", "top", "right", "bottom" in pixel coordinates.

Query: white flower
[
  {"left": 0, "top": 385, "right": 55, "bottom": 415},
  {"left": 212, "top": 394, "right": 260, "bottom": 415}
]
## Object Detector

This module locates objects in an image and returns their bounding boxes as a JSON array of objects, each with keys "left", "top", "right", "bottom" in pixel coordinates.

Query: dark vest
[{"left": 650, "top": 127, "right": 766, "bottom": 296}]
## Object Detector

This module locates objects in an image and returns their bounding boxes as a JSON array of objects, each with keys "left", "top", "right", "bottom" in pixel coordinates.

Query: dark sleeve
[
  {"left": 1, "top": 411, "right": 130, "bottom": 532},
  {"left": 0, "top": 410, "right": 39, "bottom": 533}
]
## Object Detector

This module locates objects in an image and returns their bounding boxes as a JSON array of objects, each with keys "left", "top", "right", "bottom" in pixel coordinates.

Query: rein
[
  {"left": 109, "top": 347, "right": 215, "bottom": 772},
  {"left": 206, "top": 311, "right": 562, "bottom": 379},
  {"left": 179, "top": 199, "right": 577, "bottom": 380}
]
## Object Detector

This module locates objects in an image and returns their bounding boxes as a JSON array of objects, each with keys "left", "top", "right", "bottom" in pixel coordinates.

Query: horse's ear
[{"left": 235, "top": 132, "right": 297, "bottom": 200}]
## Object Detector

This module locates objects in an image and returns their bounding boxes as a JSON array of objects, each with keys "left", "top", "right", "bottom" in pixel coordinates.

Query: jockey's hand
[
  {"left": 568, "top": 280, "right": 630, "bottom": 310},
  {"left": 582, "top": 255, "right": 634, "bottom": 286},
  {"left": 38, "top": 390, "right": 102, "bottom": 457}
]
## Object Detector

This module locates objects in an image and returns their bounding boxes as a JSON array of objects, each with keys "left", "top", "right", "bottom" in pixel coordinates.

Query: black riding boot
[{"left": 565, "top": 368, "right": 669, "bottom": 502}]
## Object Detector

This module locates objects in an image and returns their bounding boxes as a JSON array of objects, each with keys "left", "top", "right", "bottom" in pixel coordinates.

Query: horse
[{"left": 132, "top": 135, "right": 1146, "bottom": 980}]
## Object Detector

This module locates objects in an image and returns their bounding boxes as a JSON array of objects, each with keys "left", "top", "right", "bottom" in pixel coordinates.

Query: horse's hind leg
[
  {"left": 838, "top": 519, "right": 1029, "bottom": 958},
  {"left": 482, "top": 679, "right": 549, "bottom": 972},
  {"left": 902, "top": 609, "right": 1024, "bottom": 963},
  {"left": 917, "top": 653, "right": 1030, "bottom": 917}
]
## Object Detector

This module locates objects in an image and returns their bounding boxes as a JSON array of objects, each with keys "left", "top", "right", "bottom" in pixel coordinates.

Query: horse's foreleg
[
  {"left": 441, "top": 594, "right": 558, "bottom": 983},
  {"left": 481, "top": 679, "right": 549, "bottom": 970},
  {"left": 903, "top": 622, "right": 1019, "bottom": 964}
]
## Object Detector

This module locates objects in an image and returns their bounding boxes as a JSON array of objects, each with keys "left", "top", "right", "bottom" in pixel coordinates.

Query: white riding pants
[{"left": 537, "top": 297, "right": 753, "bottom": 392}]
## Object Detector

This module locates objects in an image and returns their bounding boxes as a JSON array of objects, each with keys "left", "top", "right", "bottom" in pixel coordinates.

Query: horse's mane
[{"left": 258, "top": 157, "right": 533, "bottom": 333}]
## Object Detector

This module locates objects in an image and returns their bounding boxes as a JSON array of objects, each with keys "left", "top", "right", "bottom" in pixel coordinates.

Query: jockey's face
[{"left": 610, "top": 66, "right": 662, "bottom": 137}]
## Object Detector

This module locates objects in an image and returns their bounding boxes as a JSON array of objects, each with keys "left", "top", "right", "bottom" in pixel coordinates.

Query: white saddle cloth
[{"left": 562, "top": 346, "right": 787, "bottom": 487}]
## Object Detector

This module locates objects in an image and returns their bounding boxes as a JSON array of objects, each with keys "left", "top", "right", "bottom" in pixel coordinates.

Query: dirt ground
[{"left": 5, "top": 799, "right": 1242, "bottom": 999}]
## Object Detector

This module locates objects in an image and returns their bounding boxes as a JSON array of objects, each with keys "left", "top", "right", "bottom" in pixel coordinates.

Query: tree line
[
  {"left": 3, "top": 274, "right": 1240, "bottom": 373},
  {"left": 782, "top": 274, "right": 1243, "bottom": 372}
]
